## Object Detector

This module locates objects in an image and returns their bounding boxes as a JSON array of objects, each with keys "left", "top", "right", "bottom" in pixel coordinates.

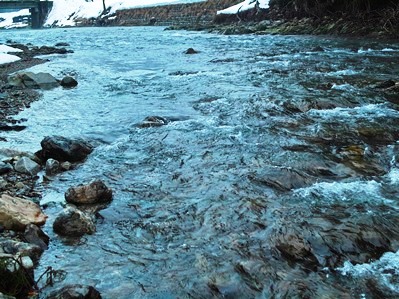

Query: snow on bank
[
  {"left": 0, "top": 45, "right": 22, "bottom": 65},
  {"left": 217, "top": 0, "right": 269, "bottom": 14},
  {"left": 45, "top": 0, "right": 205, "bottom": 27},
  {"left": 0, "top": 9, "right": 30, "bottom": 29}
]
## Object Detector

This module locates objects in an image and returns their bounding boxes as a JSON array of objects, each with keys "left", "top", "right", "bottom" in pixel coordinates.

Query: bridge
[{"left": 0, "top": 0, "right": 53, "bottom": 28}]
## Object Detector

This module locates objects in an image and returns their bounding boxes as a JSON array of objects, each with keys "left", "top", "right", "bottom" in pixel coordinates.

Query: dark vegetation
[{"left": 211, "top": 0, "right": 399, "bottom": 37}]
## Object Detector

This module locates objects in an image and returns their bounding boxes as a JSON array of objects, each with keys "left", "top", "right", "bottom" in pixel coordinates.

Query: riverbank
[{"left": 0, "top": 42, "right": 75, "bottom": 299}]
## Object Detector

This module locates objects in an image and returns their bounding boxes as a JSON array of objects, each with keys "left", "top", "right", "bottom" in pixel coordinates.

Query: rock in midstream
[
  {"left": 65, "top": 180, "right": 113, "bottom": 205},
  {"left": 53, "top": 206, "right": 96, "bottom": 237}
]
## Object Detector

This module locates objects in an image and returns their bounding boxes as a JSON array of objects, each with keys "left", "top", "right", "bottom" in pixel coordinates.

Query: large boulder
[
  {"left": 65, "top": 180, "right": 113, "bottom": 205},
  {"left": 47, "top": 284, "right": 102, "bottom": 299},
  {"left": 14, "top": 156, "right": 41, "bottom": 176},
  {"left": 8, "top": 72, "right": 60, "bottom": 90},
  {"left": 39, "top": 136, "right": 93, "bottom": 163},
  {"left": 0, "top": 194, "right": 47, "bottom": 231},
  {"left": 53, "top": 207, "right": 95, "bottom": 237}
]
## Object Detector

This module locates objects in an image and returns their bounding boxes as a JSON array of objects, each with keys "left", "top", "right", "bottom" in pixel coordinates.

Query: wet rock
[
  {"left": 37, "top": 45, "right": 72, "bottom": 55},
  {"left": 0, "top": 194, "right": 47, "bottom": 231},
  {"left": 45, "top": 158, "right": 60, "bottom": 176},
  {"left": 39, "top": 136, "right": 93, "bottom": 163},
  {"left": 60, "top": 76, "right": 78, "bottom": 88},
  {"left": 53, "top": 206, "right": 96, "bottom": 237},
  {"left": 0, "top": 162, "right": 12, "bottom": 175},
  {"left": 65, "top": 180, "right": 113, "bottom": 205},
  {"left": 184, "top": 48, "right": 199, "bottom": 54},
  {"left": 14, "top": 156, "right": 41, "bottom": 176},
  {"left": 24, "top": 224, "right": 49, "bottom": 251},
  {"left": 137, "top": 116, "right": 169, "bottom": 128},
  {"left": 8, "top": 72, "right": 60, "bottom": 90},
  {"left": 311, "top": 46, "right": 325, "bottom": 52},
  {"left": 55, "top": 42, "right": 70, "bottom": 47},
  {"left": 47, "top": 284, "right": 102, "bottom": 299},
  {"left": 248, "top": 167, "right": 314, "bottom": 192},
  {"left": 0, "top": 239, "right": 43, "bottom": 262},
  {"left": 374, "top": 80, "right": 395, "bottom": 89},
  {"left": 0, "top": 123, "right": 26, "bottom": 131},
  {"left": 61, "top": 161, "right": 72, "bottom": 171}
]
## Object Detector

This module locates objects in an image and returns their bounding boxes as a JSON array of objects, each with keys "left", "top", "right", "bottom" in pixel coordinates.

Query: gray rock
[
  {"left": 65, "top": 180, "right": 113, "bottom": 205},
  {"left": 60, "top": 76, "right": 78, "bottom": 88},
  {"left": 47, "top": 284, "right": 102, "bottom": 299},
  {"left": 45, "top": 158, "right": 60, "bottom": 176},
  {"left": 61, "top": 161, "right": 72, "bottom": 171},
  {"left": 39, "top": 136, "right": 93, "bottom": 163},
  {"left": 14, "top": 156, "right": 41, "bottom": 176},
  {"left": 8, "top": 72, "right": 60, "bottom": 90},
  {"left": 24, "top": 224, "right": 49, "bottom": 251},
  {"left": 0, "top": 239, "right": 43, "bottom": 262},
  {"left": 0, "top": 162, "right": 12, "bottom": 175},
  {"left": 53, "top": 207, "right": 95, "bottom": 237}
]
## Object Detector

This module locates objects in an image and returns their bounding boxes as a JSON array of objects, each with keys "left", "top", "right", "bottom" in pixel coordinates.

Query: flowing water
[{"left": 2, "top": 27, "right": 399, "bottom": 298}]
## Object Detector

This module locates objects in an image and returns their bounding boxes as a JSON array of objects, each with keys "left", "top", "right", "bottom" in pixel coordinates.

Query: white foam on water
[
  {"left": 294, "top": 180, "right": 391, "bottom": 204},
  {"left": 338, "top": 250, "right": 399, "bottom": 294},
  {"left": 308, "top": 104, "right": 399, "bottom": 119}
]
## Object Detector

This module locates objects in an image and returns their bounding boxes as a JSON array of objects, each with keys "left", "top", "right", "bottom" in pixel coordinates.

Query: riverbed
[{"left": 2, "top": 27, "right": 399, "bottom": 298}]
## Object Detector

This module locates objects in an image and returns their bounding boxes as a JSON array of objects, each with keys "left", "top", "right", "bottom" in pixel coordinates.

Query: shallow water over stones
[{"left": 1, "top": 27, "right": 399, "bottom": 298}]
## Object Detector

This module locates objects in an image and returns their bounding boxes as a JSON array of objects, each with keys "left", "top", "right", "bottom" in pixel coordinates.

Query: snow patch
[
  {"left": 217, "top": 0, "right": 269, "bottom": 15},
  {"left": 45, "top": 0, "right": 205, "bottom": 27},
  {"left": 0, "top": 9, "right": 30, "bottom": 29}
]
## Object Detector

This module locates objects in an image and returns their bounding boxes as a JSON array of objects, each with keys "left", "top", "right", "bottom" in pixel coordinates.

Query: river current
[{"left": 2, "top": 27, "right": 399, "bottom": 298}]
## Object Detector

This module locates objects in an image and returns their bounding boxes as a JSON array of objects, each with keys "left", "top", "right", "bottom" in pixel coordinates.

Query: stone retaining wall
[{"left": 109, "top": 0, "right": 241, "bottom": 26}]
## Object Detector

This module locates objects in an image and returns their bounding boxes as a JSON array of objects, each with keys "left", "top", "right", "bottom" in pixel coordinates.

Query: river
[{"left": 2, "top": 26, "right": 399, "bottom": 298}]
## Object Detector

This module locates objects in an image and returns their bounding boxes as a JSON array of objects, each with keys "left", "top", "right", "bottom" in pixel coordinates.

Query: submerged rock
[
  {"left": 0, "top": 194, "right": 47, "bottom": 231},
  {"left": 47, "top": 284, "right": 102, "bottom": 299},
  {"left": 137, "top": 116, "right": 169, "bottom": 128},
  {"left": 53, "top": 207, "right": 95, "bottom": 237},
  {"left": 65, "top": 180, "right": 113, "bottom": 205},
  {"left": 39, "top": 136, "right": 93, "bottom": 163}
]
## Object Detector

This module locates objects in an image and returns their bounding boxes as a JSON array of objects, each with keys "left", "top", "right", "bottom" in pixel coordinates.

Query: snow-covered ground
[
  {"left": 0, "top": 0, "right": 270, "bottom": 28},
  {"left": 217, "top": 0, "right": 269, "bottom": 14},
  {"left": 46, "top": 0, "right": 205, "bottom": 27},
  {"left": 0, "top": 45, "right": 22, "bottom": 65},
  {"left": 0, "top": 9, "right": 30, "bottom": 29}
]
